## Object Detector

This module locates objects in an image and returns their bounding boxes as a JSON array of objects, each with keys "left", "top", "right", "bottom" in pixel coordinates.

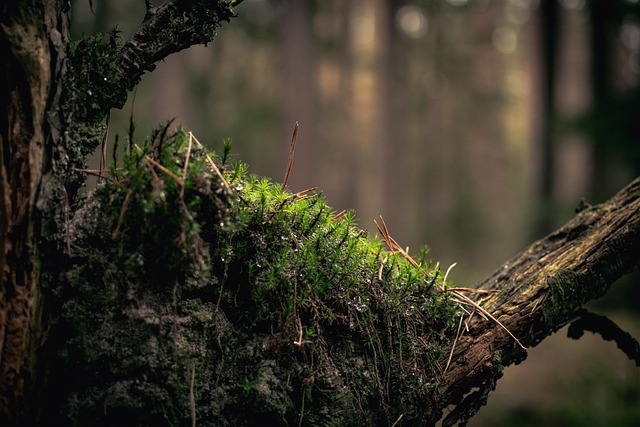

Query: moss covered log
[
  {"left": 39, "top": 131, "right": 460, "bottom": 425},
  {"left": 3, "top": 1, "right": 639, "bottom": 425},
  {"left": 32, "top": 130, "right": 640, "bottom": 426}
]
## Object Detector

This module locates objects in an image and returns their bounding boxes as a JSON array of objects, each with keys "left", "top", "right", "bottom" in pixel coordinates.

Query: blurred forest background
[{"left": 71, "top": 0, "right": 639, "bottom": 425}]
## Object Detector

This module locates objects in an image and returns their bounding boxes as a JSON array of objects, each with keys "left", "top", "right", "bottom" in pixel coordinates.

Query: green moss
[
  {"left": 43, "top": 129, "right": 461, "bottom": 426},
  {"left": 543, "top": 269, "right": 591, "bottom": 327},
  {"left": 56, "top": 29, "right": 126, "bottom": 195},
  {"left": 66, "top": 29, "right": 125, "bottom": 124}
]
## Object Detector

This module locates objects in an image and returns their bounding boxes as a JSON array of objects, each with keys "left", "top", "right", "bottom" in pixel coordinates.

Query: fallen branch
[{"left": 440, "top": 176, "right": 640, "bottom": 425}]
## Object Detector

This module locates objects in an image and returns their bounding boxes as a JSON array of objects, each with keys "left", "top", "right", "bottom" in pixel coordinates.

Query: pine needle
[
  {"left": 180, "top": 131, "right": 194, "bottom": 199},
  {"left": 442, "top": 262, "right": 457, "bottom": 292},
  {"left": 144, "top": 155, "right": 184, "bottom": 186},
  {"left": 444, "top": 314, "right": 465, "bottom": 376},
  {"left": 188, "top": 132, "right": 236, "bottom": 198},
  {"left": 281, "top": 121, "right": 299, "bottom": 192},
  {"left": 373, "top": 215, "right": 526, "bottom": 351}
]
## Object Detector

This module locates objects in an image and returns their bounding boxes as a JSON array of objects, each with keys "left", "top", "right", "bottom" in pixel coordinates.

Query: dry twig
[{"left": 281, "top": 121, "right": 299, "bottom": 192}]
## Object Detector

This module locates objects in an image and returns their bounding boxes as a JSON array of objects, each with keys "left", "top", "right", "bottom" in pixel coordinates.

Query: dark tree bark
[
  {"left": 0, "top": 1, "right": 236, "bottom": 422},
  {"left": 0, "top": 1, "right": 68, "bottom": 415},
  {"left": 0, "top": 1, "right": 638, "bottom": 426},
  {"left": 535, "top": 0, "right": 559, "bottom": 235}
]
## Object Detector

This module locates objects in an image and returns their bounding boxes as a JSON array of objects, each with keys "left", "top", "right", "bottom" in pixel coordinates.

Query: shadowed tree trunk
[
  {"left": 587, "top": 0, "right": 617, "bottom": 201},
  {"left": 0, "top": 1, "right": 236, "bottom": 422},
  {"left": 1, "top": 1, "right": 638, "bottom": 426},
  {"left": 0, "top": 1, "right": 68, "bottom": 414},
  {"left": 535, "top": 0, "right": 559, "bottom": 236}
]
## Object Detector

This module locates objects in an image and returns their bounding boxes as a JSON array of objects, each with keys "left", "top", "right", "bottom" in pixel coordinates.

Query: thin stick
[
  {"left": 180, "top": 132, "right": 194, "bottom": 198},
  {"left": 295, "top": 187, "right": 316, "bottom": 195},
  {"left": 291, "top": 187, "right": 317, "bottom": 201},
  {"left": 281, "top": 121, "right": 299, "bottom": 192},
  {"left": 331, "top": 210, "right": 347, "bottom": 222},
  {"left": 188, "top": 132, "right": 236, "bottom": 196},
  {"left": 374, "top": 216, "right": 395, "bottom": 255},
  {"left": 387, "top": 234, "right": 419, "bottom": 268},
  {"left": 452, "top": 290, "right": 526, "bottom": 350},
  {"left": 144, "top": 155, "right": 184, "bottom": 186},
  {"left": 190, "top": 362, "right": 196, "bottom": 427},
  {"left": 375, "top": 216, "right": 420, "bottom": 267},
  {"left": 391, "top": 414, "right": 404, "bottom": 427},
  {"left": 444, "top": 314, "right": 465, "bottom": 376}
]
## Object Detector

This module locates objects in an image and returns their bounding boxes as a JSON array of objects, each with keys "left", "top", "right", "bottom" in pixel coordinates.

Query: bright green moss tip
[{"left": 224, "top": 152, "right": 459, "bottom": 324}]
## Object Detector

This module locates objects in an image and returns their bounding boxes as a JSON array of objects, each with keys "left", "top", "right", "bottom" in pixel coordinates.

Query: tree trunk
[
  {"left": 534, "top": 0, "right": 559, "bottom": 235},
  {"left": 0, "top": 1, "right": 67, "bottom": 418}
]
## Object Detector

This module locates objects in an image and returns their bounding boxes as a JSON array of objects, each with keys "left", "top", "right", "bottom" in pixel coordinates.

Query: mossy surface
[
  {"left": 51, "top": 29, "right": 125, "bottom": 198},
  {"left": 42, "top": 130, "right": 460, "bottom": 426}
]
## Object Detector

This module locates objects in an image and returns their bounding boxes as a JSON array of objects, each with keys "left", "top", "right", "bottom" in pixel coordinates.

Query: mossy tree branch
[
  {"left": 40, "top": 129, "right": 640, "bottom": 425},
  {"left": 57, "top": 0, "right": 238, "bottom": 197},
  {"left": 439, "top": 176, "right": 640, "bottom": 425},
  {"left": 88, "top": 0, "right": 237, "bottom": 120}
]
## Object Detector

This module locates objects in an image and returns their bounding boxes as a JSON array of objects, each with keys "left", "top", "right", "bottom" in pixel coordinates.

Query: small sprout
[{"left": 222, "top": 138, "right": 233, "bottom": 165}]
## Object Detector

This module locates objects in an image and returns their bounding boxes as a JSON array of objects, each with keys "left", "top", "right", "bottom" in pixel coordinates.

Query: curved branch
[
  {"left": 58, "top": 1, "right": 238, "bottom": 194},
  {"left": 101, "top": 0, "right": 237, "bottom": 114},
  {"left": 440, "top": 176, "right": 640, "bottom": 425},
  {"left": 63, "top": 1, "right": 239, "bottom": 124},
  {"left": 567, "top": 309, "right": 640, "bottom": 366}
]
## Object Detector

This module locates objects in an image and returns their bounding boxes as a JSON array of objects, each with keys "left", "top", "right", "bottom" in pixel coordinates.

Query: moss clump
[
  {"left": 55, "top": 29, "right": 126, "bottom": 196},
  {"left": 65, "top": 29, "right": 125, "bottom": 124},
  {"left": 43, "top": 129, "right": 460, "bottom": 426}
]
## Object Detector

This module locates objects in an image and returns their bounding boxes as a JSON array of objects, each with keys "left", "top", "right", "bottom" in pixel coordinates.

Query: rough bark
[
  {"left": 0, "top": 1, "right": 67, "bottom": 417},
  {"left": 440, "top": 176, "right": 640, "bottom": 425}
]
